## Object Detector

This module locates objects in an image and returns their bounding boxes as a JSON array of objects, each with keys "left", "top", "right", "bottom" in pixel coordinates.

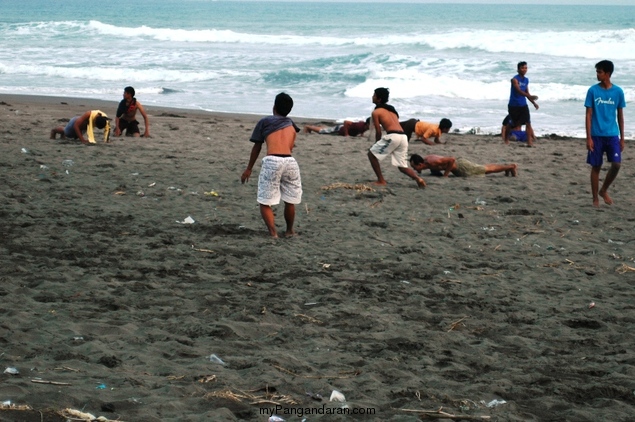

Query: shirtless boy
[
  {"left": 241, "top": 93, "right": 302, "bottom": 238},
  {"left": 409, "top": 154, "right": 518, "bottom": 177},
  {"left": 367, "top": 87, "right": 426, "bottom": 188},
  {"left": 115, "top": 86, "right": 150, "bottom": 138},
  {"left": 585, "top": 60, "right": 626, "bottom": 207},
  {"left": 50, "top": 110, "right": 111, "bottom": 144}
]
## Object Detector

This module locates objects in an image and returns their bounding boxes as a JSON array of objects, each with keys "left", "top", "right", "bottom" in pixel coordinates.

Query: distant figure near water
[
  {"left": 303, "top": 118, "right": 370, "bottom": 137},
  {"left": 585, "top": 60, "right": 626, "bottom": 207},
  {"left": 399, "top": 118, "right": 452, "bottom": 144},
  {"left": 507, "top": 61, "right": 539, "bottom": 146},
  {"left": 50, "top": 110, "right": 111, "bottom": 144},
  {"left": 115, "top": 86, "right": 150, "bottom": 138}
]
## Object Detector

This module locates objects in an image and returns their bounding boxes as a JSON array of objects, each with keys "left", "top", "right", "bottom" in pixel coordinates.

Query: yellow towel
[{"left": 87, "top": 110, "right": 111, "bottom": 143}]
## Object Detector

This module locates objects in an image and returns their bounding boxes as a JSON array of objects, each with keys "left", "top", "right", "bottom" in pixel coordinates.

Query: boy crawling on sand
[
  {"left": 50, "top": 110, "right": 111, "bottom": 144},
  {"left": 241, "top": 93, "right": 302, "bottom": 238}
]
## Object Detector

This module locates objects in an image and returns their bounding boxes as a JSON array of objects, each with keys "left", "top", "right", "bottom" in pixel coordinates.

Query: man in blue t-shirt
[
  {"left": 584, "top": 60, "right": 626, "bottom": 207},
  {"left": 507, "top": 61, "right": 539, "bottom": 146}
]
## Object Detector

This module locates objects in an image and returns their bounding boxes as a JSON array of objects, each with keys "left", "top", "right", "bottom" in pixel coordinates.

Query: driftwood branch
[
  {"left": 31, "top": 379, "right": 71, "bottom": 386},
  {"left": 400, "top": 408, "right": 491, "bottom": 420}
]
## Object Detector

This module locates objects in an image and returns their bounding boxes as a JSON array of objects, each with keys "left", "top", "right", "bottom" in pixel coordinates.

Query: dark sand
[{"left": 1, "top": 95, "right": 634, "bottom": 421}]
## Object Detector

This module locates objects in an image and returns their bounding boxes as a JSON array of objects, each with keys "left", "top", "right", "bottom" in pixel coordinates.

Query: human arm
[
  {"left": 372, "top": 112, "right": 382, "bottom": 142},
  {"left": 114, "top": 117, "right": 121, "bottom": 136},
  {"left": 417, "top": 135, "right": 435, "bottom": 145},
  {"left": 342, "top": 120, "right": 353, "bottom": 137},
  {"left": 440, "top": 156, "right": 455, "bottom": 177},
  {"left": 74, "top": 111, "right": 91, "bottom": 144},
  {"left": 512, "top": 78, "right": 539, "bottom": 110},
  {"left": 618, "top": 108, "right": 625, "bottom": 152},
  {"left": 137, "top": 102, "right": 151, "bottom": 137},
  {"left": 241, "top": 142, "right": 263, "bottom": 183},
  {"left": 585, "top": 107, "right": 594, "bottom": 152}
]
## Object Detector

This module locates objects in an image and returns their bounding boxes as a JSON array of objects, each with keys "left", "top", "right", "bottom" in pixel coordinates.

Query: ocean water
[{"left": 1, "top": 0, "right": 634, "bottom": 138}]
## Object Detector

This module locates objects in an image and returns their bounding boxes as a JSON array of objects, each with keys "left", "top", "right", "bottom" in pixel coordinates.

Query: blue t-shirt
[
  {"left": 250, "top": 115, "right": 299, "bottom": 143},
  {"left": 584, "top": 83, "right": 626, "bottom": 137},
  {"left": 509, "top": 75, "right": 528, "bottom": 107}
]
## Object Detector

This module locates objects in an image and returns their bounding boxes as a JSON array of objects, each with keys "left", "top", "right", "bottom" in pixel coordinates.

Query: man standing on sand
[
  {"left": 409, "top": 154, "right": 518, "bottom": 177},
  {"left": 367, "top": 87, "right": 426, "bottom": 188},
  {"left": 241, "top": 93, "right": 302, "bottom": 238},
  {"left": 585, "top": 60, "right": 626, "bottom": 207},
  {"left": 115, "top": 86, "right": 150, "bottom": 138},
  {"left": 50, "top": 110, "right": 111, "bottom": 144},
  {"left": 507, "top": 61, "right": 539, "bottom": 146}
]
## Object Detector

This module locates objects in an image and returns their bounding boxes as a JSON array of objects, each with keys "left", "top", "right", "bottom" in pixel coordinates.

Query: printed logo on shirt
[{"left": 595, "top": 97, "right": 616, "bottom": 106}]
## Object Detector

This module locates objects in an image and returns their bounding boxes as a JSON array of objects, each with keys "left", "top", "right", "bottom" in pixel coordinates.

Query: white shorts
[
  {"left": 369, "top": 133, "right": 409, "bottom": 168},
  {"left": 257, "top": 155, "right": 302, "bottom": 206}
]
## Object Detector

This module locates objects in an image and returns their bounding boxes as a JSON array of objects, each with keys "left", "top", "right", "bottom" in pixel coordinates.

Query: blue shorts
[
  {"left": 63, "top": 117, "right": 79, "bottom": 138},
  {"left": 587, "top": 136, "right": 621, "bottom": 167}
]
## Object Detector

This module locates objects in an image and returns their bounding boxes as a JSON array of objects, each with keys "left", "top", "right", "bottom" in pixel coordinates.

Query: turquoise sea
[{"left": 1, "top": 0, "right": 634, "bottom": 138}]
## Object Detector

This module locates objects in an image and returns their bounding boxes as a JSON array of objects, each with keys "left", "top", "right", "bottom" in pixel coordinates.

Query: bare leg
[
  {"left": 303, "top": 125, "right": 323, "bottom": 134},
  {"left": 259, "top": 204, "right": 278, "bottom": 238},
  {"left": 484, "top": 163, "right": 517, "bottom": 176},
  {"left": 590, "top": 166, "right": 601, "bottom": 207},
  {"left": 398, "top": 166, "right": 426, "bottom": 188},
  {"left": 368, "top": 151, "right": 387, "bottom": 185},
  {"left": 50, "top": 127, "right": 66, "bottom": 139},
  {"left": 525, "top": 123, "right": 535, "bottom": 147},
  {"left": 501, "top": 125, "right": 509, "bottom": 144},
  {"left": 599, "top": 162, "right": 620, "bottom": 205},
  {"left": 283, "top": 202, "right": 296, "bottom": 237}
]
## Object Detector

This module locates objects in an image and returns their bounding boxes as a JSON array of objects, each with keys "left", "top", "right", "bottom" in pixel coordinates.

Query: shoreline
[{"left": 0, "top": 93, "right": 584, "bottom": 141}]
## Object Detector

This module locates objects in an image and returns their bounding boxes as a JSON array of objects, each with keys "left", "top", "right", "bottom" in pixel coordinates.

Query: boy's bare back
[
  {"left": 372, "top": 107, "right": 402, "bottom": 135},
  {"left": 265, "top": 126, "right": 297, "bottom": 156}
]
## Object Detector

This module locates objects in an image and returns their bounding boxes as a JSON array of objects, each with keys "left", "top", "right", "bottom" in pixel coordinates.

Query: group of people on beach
[
  {"left": 239, "top": 60, "right": 625, "bottom": 237},
  {"left": 47, "top": 60, "right": 625, "bottom": 237},
  {"left": 50, "top": 86, "right": 150, "bottom": 144}
]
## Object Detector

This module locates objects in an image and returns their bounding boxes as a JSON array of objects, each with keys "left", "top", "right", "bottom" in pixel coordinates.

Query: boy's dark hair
[
  {"left": 517, "top": 61, "right": 527, "bottom": 71},
  {"left": 374, "top": 87, "right": 390, "bottom": 104},
  {"left": 274, "top": 92, "right": 293, "bottom": 116},
  {"left": 95, "top": 115, "right": 108, "bottom": 129},
  {"left": 124, "top": 86, "right": 135, "bottom": 97},
  {"left": 595, "top": 60, "right": 614, "bottom": 76},
  {"left": 410, "top": 153, "right": 424, "bottom": 165},
  {"left": 439, "top": 118, "right": 452, "bottom": 130}
]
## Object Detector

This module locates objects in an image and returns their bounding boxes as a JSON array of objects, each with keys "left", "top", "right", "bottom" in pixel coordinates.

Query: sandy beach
[{"left": 1, "top": 94, "right": 634, "bottom": 422}]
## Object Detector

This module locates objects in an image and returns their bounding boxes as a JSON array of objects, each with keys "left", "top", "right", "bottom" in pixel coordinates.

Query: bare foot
[
  {"left": 599, "top": 190, "right": 613, "bottom": 205},
  {"left": 284, "top": 230, "right": 297, "bottom": 238},
  {"left": 371, "top": 180, "right": 387, "bottom": 186},
  {"left": 510, "top": 164, "right": 518, "bottom": 177},
  {"left": 592, "top": 198, "right": 600, "bottom": 208}
]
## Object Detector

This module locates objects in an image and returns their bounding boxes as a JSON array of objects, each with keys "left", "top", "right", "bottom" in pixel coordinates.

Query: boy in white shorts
[
  {"left": 367, "top": 87, "right": 426, "bottom": 188},
  {"left": 241, "top": 93, "right": 302, "bottom": 238}
]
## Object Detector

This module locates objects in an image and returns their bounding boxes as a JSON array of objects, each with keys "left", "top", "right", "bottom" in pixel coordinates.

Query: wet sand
[{"left": 1, "top": 95, "right": 634, "bottom": 421}]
